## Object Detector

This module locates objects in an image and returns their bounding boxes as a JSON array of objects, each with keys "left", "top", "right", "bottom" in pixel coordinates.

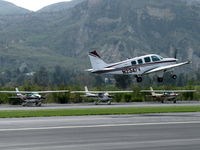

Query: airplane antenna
[{"left": 174, "top": 48, "right": 178, "bottom": 59}]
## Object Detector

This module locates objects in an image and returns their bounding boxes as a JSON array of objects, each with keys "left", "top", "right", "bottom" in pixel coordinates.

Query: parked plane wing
[
  {"left": 71, "top": 91, "right": 133, "bottom": 93},
  {"left": 140, "top": 90, "right": 196, "bottom": 93},
  {"left": 144, "top": 61, "right": 190, "bottom": 74},
  {"left": 0, "top": 90, "right": 69, "bottom": 94}
]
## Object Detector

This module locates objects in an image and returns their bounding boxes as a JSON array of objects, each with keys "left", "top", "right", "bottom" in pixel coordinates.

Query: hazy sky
[{"left": 4, "top": 0, "right": 72, "bottom": 11}]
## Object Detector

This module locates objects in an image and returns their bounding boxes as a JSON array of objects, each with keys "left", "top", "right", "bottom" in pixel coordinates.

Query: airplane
[
  {"left": 86, "top": 50, "right": 190, "bottom": 82},
  {"left": 140, "top": 87, "right": 196, "bottom": 103},
  {"left": 71, "top": 86, "right": 133, "bottom": 105},
  {"left": 0, "top": 88, "right": 69, "bottom": 106}
]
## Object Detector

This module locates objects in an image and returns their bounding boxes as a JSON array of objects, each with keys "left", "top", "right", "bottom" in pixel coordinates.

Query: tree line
[{"left": 0, "top": 66, "right": 198, "bottom": 104}]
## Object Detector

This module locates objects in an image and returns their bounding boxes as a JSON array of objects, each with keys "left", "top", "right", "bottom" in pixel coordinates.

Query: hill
[
  {"left": 38, "top": 0, "right": 85, "bottom": 12},
  {"left": 0, "top": 0, "right": 30, "bottom": 15}
]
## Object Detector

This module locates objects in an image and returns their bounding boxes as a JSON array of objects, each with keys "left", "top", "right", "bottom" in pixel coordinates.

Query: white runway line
[{"left": 1, "top": 121, "right": 200, "bottom": 132}]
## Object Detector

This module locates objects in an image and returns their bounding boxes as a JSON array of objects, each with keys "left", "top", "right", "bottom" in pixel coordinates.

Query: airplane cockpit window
[
  {"left": 151, "top": 56, "right": 160, "bottom": 62},
  {"left": 144, "top": 57, "right": 151, "bottom": 63},
  {"left": 131, "top": 61, "right": 136, "bottom": 65},
  {"left": 137, "top": 59, "right": 143, "bottom": 64}
]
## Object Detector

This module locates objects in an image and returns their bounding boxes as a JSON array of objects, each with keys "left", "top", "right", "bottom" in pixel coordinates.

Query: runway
[
  {"left": 0, "top": 101, "right": 200, "bottom": 110},
  {"left": 0, "top": 112, "right": 200, "bottom": 149}
]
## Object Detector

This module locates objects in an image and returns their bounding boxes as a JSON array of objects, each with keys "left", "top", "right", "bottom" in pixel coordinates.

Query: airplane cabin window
[
  {"left": 131, "top": 61, "right": 136, "bottom": 65},
  {"left": 144, "top": 57, "right": 151, "bottom": 63},
  {"left": 137, "top": 59, "right": 143, "bottom": 64},
  {"left": 151, "top": 56, "right": 160, "bottom": 62}
]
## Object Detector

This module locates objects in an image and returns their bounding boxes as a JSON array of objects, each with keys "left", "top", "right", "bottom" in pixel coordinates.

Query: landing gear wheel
[
  {"left": 157, "top": 77, "right": 163, "bottom": 82},
  {"left": 172, "top": 75, "right": 177, "bottom": 80},
  {"left": 94, "top": 101, "right": 98, "bottom": 105},
  {"left": 173, "top": 100, "right": 177, "bottom": 103},
  {"left": 136, "top": 77, "right": 142, "bottom": 82}
]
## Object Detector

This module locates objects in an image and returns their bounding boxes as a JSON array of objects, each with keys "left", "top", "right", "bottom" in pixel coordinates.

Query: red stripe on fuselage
[{"left": 106, "top": 60, "right": 176, "bottom": 68}]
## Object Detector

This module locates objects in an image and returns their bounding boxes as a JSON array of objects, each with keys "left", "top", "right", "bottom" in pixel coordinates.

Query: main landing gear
[
  {"left": 136, "top": 76, "right": 142, "bottom": 82},
  {"left": 171, "top": 74, "right": 177, "bottom": 79},
  {"left": 157, "top": 77, "right": 163, "bottom": 82},
  {"left": 157, "top": 74, "right": 177, "bottom": 82}
]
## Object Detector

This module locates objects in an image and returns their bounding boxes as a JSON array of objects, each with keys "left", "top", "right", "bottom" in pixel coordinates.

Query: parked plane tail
[
  {"left": 15, "top": 88, "right": 19, "bottom": 93},
  {"left": 150, "top": 87, "right": 156, "bottom": 95},
  {"left": 84, "top": 86, "right": 89, "bottom": 93}
]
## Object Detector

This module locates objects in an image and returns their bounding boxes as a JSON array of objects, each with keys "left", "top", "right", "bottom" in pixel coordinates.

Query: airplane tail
[
  {"left": 84, "top": 86, "right": 89, "bottom": 93},
  {"left": 15, "top": 88, "right": 22, "bottom": 96},
  {"left": 84, "top": 86, "right": 90, "bottom": 95},
  {"left": 88, "top": 50, "right": 108, "bottom": 70},
  {"left": 15, "top": 88, "right": 20, "bottom": 93},
  {"left": 150, "top": 87, "right": 156, "bottom": 96}
]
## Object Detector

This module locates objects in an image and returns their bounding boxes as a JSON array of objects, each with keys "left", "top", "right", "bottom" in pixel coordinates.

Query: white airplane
[
  {"left": 0, "top": 88, "right": 69, "bottom": 106},
  {"left": 71, "top": 86, "right": 133, "bottom": 105},
  {"left": 140, "top": 87, "right": 196, "bottom": 103},
  {"left": 86, "top": 50, "right": 190, "bottom": 82}
]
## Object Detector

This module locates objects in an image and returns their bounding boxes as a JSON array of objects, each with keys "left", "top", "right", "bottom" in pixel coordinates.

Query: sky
[{"left": 4, "top": 0, "right": 72, "bottom": 11}]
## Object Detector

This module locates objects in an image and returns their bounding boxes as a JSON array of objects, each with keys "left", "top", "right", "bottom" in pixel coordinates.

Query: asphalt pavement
[
  {"left": 0, "top": 101, "right": 200, "bottom": 110},
  {"left": 0, "top": 112, "right": 200, "bottom": 149}
]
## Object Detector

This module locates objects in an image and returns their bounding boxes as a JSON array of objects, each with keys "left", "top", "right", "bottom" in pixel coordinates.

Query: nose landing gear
[{"left": 171, "top": 74, "right": 177, "bottom": 80}]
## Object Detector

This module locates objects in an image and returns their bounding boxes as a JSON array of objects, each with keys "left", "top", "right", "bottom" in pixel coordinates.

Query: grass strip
[{"left": 0, "top": 106, "right": 200, "bottom": 118}]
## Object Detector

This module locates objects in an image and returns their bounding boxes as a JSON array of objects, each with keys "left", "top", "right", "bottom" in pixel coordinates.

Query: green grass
[{"left": 1, "top": 106, "right": 200, "bottom": 118}]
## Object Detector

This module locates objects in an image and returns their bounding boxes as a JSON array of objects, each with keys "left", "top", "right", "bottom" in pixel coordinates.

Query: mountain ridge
[
  {"left": 0, "top": 0, "right": 31, "bottom": 14},
  {"left": 0, "top": 0, "right": 199, "bottom": 74}
]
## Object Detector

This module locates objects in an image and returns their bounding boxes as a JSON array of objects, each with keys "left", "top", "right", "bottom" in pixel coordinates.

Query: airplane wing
[
  {"left": 71, "top": 91, "right": 88, "bottom": 93},
  {"left": 21, "top": 90, "right": 69, "bottom": 94},
  {"left": 140, "top": 90, "right": 196, "bottom": 93},
  {"left": 71, "top": 91, "right": 133, "bottom": 94},
  {"left": 0, "top": 91, "right": 18, "bottom": 93},
  {"left": 0, "top": 90, "right": 69, "bottom": 94},
  {"left": 144, "top": 61, "right": 190, "bottom": 74},
  {"left": 100, "top": 91, "right": 133, "bottom": 94}
]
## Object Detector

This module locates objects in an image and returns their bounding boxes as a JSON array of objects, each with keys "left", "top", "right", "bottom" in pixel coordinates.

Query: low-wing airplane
[
  {"left": 0, "top": 88, "right": 69, "bottom": 106},
  {"left": 71, "top": 86, "right": 133, "bottom": 105},
  {"left": 86, "top": 50, "right": 190, "bottom": 82},
  {"left": 140, "top": 87, "right": 196, "bottom": 103}
]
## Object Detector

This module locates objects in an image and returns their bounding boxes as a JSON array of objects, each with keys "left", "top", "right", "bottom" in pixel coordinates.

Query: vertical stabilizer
[
  {"left": 15, "top": 87, "right": 23, "bottom": 97},
  {"left": 84, "top": 86, "right": 91, "bottom": 95},
  {"left": 88, "top": 50, "right": 108, "bottom": 70},
  {"left": 15, "top": 88, "right": 19, "bottom": 93},
  {"left": 150, "top": 87, "right": 156, "bottom": 96},
  {"left": 84, "top": 86, "right": 89, "bottom": 92}
]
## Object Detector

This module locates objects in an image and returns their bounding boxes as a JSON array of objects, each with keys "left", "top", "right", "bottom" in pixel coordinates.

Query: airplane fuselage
[
  {"left": 92, "top": 54, "right": 177, "bottom": 75},
  {"left": 152, "top": 93, "right": 179, "bottom": 100},
  {"left": 83, "top": 93, "right": 112, "bottom": 102}
]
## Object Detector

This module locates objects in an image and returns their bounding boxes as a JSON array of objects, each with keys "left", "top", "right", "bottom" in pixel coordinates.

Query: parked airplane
[
  {"left": 71, "top": 86, "right": 133, "bottom": 105},
  {"left": 140, "top": 87, "right": 196, "bottom": 103},
  {"left": 86, "top": 50, "right": 190, "bottom": 82},
  {"left": 0, "top": 88, "right": 69, "bottom": 106}
]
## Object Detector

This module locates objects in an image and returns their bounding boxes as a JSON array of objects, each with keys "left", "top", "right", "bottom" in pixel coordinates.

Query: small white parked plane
[
  {"left": 71, "top": 86, "right": 133, "bottom": 105},
  {"left": 140, "top": 87, "right": 196, "bottom": 103},
  {"left": 86, "top": 50, "right": 190, "bottom": 82},
  {"left": 0, "top": 88, "right": 69, "bottom": 106}
]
